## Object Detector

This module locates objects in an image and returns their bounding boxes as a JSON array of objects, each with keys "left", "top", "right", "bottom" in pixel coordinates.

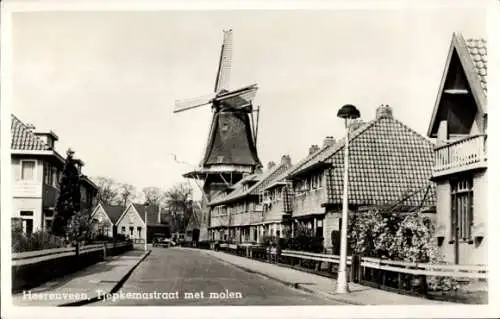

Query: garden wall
[{"left": 12, "top": 241, "right": 132, "bottom": 293}]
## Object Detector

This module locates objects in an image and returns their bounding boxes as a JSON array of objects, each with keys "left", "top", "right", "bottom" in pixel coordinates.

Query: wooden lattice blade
[{"left": 173, "top": 93, "right": 216, "bottom": 113}]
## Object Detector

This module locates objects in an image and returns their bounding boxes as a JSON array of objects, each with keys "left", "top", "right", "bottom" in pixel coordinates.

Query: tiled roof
[
  {"left": 101, "top": 204, "right": 126, "bottom": 224},
  {"left": 209, "top": 162, "right": 291, "bottom": 206},
  {"left": 11, "top": 115, "right": 51, "bottom": 151},
  {"left": 290, "top": 120, "right": 374, "bottom": 177},
  {"left": 316, "top": 113, "right": 435, "bottom": 207},
  {"left": 264, "top": 146, "right": 329, "bottom": 191},
  {"left": 464, "top": 38, "right": 487, "bottom": 95},
  {"left": 133, "top": 203, "right": 162, "bottom": 225}
]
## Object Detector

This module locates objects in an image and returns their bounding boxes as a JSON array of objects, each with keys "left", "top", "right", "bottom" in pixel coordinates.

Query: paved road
[{"left": 92, "top": 247, "right": 342, "bottom": 306}]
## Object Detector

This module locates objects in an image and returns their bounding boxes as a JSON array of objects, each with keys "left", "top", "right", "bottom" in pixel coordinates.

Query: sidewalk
[
  {"left": 198, "top": 248, "right": 451, "bottom": 305},
  {"left": 12, "top": 249, "right": 150, "bottom": 307}
]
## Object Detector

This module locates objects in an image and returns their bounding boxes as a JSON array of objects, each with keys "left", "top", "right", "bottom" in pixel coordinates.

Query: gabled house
[
  {"left": 90, "top": 203, "right": 125, "bottom": 238},
  {"left": 286, "top": 105, "right": 436, "bottom": 253},
  {"left": 115, "top": 203, "right": 169, "bottom": 243},
  {"left": 427, "top": 33, "right": 487, "bottom": 265},
  {"left": 208, "top": 155, "right": 293, "bottom": 243},
  {"left": 260, "top": 138, "right": 337, "bottom": 241},
  {"left": 11, "top": 115, "right": 98, "bottom": 234}
]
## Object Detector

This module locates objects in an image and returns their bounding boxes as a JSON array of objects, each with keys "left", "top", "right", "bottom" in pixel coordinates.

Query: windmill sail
[
  {"left": 214, "top": 29, "right": 233, "bottom": 93},
  {"left": 173, "top": 93, "right": 216, "bottom": 113}
]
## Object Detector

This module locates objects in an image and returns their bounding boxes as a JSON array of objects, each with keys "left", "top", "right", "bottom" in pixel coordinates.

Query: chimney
[
  {"left": 308, "top": 145, "right": 320, "bottom": 155},
  {"left": 34, "top": 130, "right": 59, "bottom": 149},
  {"left": 25, "top": 124, "right": 36, "bottom": 131},
  {"left": 267, "top": 161, "right": 276, "bottom": 170},
  {"left": 323, "top": 136, "right": 335, "bottom": 148},
  {"left": 376, "top": 104, "right": 393, "bottom": 120},
  {"left": 281, "top": 155, "right": 291, "bottom": 166}
]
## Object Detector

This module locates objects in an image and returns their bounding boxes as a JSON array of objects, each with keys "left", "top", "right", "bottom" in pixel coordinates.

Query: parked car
[{"left": 153, "top": 237, "right": 176, "bottom": 248}]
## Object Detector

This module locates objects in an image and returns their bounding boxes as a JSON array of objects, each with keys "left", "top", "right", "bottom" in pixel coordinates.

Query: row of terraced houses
[{"left": 203, "top": 33, "right": 488, "bottom": 266}]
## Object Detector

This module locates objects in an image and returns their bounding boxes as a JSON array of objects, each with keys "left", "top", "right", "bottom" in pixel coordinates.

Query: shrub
[
  {"left": 12, "top": 230, "right": 66, "bottom": 253},
  {"left": 287, "top": 235, "right": 323, "bottom": 252}
]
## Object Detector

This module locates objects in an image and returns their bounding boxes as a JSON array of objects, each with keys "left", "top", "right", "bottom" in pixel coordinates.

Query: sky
[{"left": 10, "top": 4, "right": 486, "bottom": 201}]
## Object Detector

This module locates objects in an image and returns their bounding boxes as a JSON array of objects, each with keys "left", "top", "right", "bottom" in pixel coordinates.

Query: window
[
  {"left": 316, "top": 219, "right": 324, "bottom": 237},
  {"left": 24, "top": 219, "right": 33, "bottom": 235},
  {"left": 129, "top": 226, "right": 134, "bottom": 236},
  {"left": 51, "top": 166, "right": 58, "bottom": 187},
  {"left": 21, "top": 160, "right": 36, "bottom": 180},
  {"left": 121, "top": 226, "right": 126, "bottom": 233},
  {"left": 137, "top": 226, "right": 142, "bottom": 237},
  {"left": 20, "top": 211, "right": 34, "bottom": 234},
  {"left": 20, "top": 211, "right": 34, "bottom": 217},
  {"left": 43, "top": 163, "right": 50, "bottom": 184},
  {"left": 451, "top": 177, "right": 473, "bottom": 241}
]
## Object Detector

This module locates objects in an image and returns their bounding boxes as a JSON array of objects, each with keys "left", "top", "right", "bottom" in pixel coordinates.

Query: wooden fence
[{"left": 211, "top": 243, "right": 487, "bottom": 297}]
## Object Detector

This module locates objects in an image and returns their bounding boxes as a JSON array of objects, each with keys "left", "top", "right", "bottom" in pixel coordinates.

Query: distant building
[
  {"left": 90, "top": 203, "right": 125, "bottom": 238},
  {"left": 427, "top": 33, "right": 487, "bottom": 265},
  {"left": 208, "top": 155, "right": 292, "bottom": 243},
  {"left": 11, "top": 115, "right": 98, "bottom": 234},
  {"left": 115, "top": 203, "right": 169, "bottom": 243}
]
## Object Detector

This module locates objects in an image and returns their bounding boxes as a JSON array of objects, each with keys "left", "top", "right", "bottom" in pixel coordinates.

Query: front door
[{"left": 450, "top": 176, "right": 473, "bottom": 264}]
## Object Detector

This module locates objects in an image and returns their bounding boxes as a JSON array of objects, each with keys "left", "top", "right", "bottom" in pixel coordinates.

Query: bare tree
[
  {"left": 119, "top": 183, "right": 137, "bottom": 206},
  {"left": 143, "top": 186, "right": 163, "bottom": 209},
  {"left": 163, "top": 183, "right": 193, "bottom": 233},
  {"left": 93, "top": 177, "right": 120, "bottom": 205}
]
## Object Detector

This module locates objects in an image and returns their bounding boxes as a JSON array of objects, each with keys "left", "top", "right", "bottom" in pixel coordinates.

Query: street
[{"left": 92, "top": 247, "right": 342, "bottom": 306}]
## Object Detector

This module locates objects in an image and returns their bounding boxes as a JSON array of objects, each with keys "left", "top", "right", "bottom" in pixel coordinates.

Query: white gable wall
[
  {"left": 116, "top": 205, "right": 146, "bottom": 241},
  {"left": 91, "top": 205, "right": 113, "bottom": 238}
]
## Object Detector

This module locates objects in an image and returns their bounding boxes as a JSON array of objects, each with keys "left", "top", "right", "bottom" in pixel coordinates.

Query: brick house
[
  {"left": 286, "top": 105, "right": 436, "bottom": 253},
  {"left": 208, "top": 155, "right": 293, "bottom": 243},
  {"left": 11, "top": 115, "right": 98, "bottom": 233},
  {"left": 426, "top": 33, "right": 487, "bottom": 265}
]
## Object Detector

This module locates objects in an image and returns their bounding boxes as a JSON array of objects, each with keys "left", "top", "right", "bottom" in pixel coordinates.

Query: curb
[
  {"left": 59, "top": 250, "right": 152, "bottom": 307},
  {"left": 199, "top": 249, "right": 364, "bottom": 305}
]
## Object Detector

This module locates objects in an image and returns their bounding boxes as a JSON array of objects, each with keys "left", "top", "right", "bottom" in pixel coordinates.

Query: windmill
[
  {"left": 173, "top": 29, "right": 262, "bottom": 191},
  {"left": 173, "top": 29, "right": 262, "bottom": 242}
]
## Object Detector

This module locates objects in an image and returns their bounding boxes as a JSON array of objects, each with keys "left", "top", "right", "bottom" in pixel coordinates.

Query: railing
[
  {"left": 212, "top": 246, "right": 487, "bottom": 300},
  {"left": 434, "top": 135, "right": 487, "bottom": 177},
  {"left": 281, "top": 249, "right": 352, "bottom": 266}
]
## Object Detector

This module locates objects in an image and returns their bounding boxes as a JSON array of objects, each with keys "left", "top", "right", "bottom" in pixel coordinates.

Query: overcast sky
[{"left": 11, "top": 5, "right": 485, "bottom": 200}]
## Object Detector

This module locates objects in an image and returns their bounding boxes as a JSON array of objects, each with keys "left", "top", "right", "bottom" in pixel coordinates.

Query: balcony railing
[{"left": 433, "top": 134, "right": 487, "bottom": 178}]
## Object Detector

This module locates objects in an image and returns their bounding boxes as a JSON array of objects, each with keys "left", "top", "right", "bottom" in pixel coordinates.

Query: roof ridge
[
  {"left": 389, "top": 117, "right": 435, "bottom": 147},
  {"left": 289, "top": 119, "right": 377, "bottom": 177}
]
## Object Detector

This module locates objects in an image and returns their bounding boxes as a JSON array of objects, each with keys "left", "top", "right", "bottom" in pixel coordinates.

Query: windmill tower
[{"left": 173, "top": 29, "right": 262, "bottom": 241}]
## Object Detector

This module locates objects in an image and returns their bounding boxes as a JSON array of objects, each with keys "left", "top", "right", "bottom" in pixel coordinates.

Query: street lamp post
[
  {"left": 144, "top": 202, "right": 149, "bottom": 252},
  {"left": 336, "top": 104, "right": 361, "bottom": 294}
]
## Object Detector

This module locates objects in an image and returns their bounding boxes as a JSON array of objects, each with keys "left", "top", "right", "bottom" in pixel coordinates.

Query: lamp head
[{"left": 337, "top": 104, "right": 361, "bottom": 120}]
